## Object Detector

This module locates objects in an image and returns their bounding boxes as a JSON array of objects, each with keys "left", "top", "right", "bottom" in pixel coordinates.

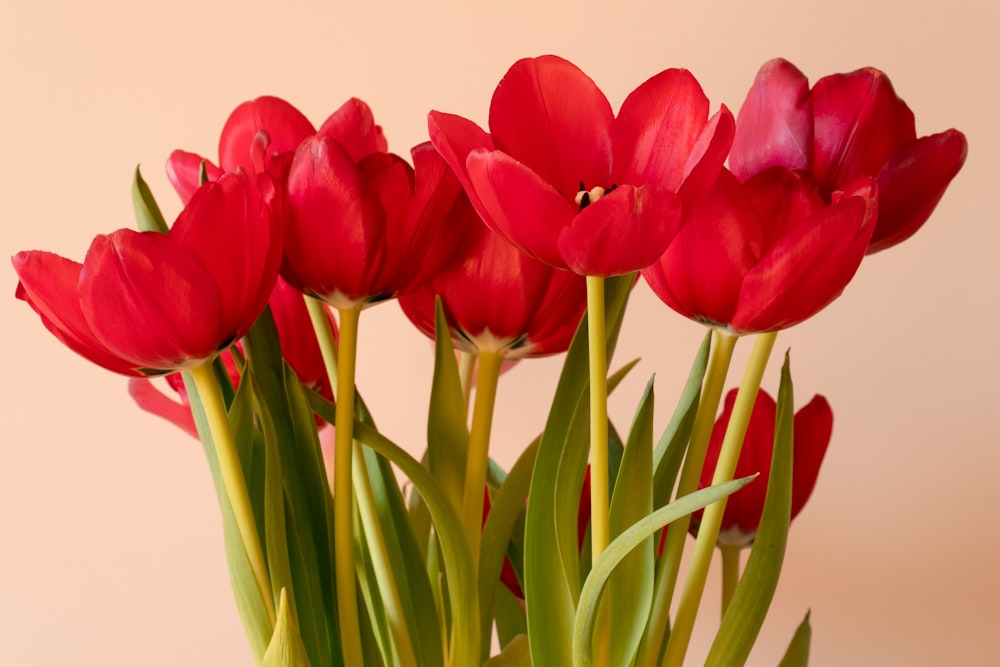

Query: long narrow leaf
[{"left": 777, "top": 611, "right": 811, "bottom": 667}]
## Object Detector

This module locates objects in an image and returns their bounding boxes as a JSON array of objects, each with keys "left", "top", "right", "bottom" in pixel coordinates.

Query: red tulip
[
  {"left": 428, "top": 55, "right": 734, "bottom": 276},
  {"left": 398, "top": 193, "right": 587, "bottom": 359},
  {"left": 689, "top": 389, "right": 832, "bottom": 547},
  {"left": 282, "top": 135, "right": 470, "bottom": 308},
  {"left": 641, "top": 167, "right": 877, "bottom": 333},
  {"left": 730, "top": 58, "right": 967, "bottom": 253},
  {"left": 14, "top": 169, "right": 280, "bottom": 376}
]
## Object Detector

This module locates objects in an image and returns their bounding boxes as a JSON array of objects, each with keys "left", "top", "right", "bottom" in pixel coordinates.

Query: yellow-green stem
[
  {"left": 661, "top": 330, "right": 777, "bottom": 667},
  {"left": 458, "top": 351, "right": 476, "bottom": 420},
  {"left": 586, "top": 275, "right": 610, "bottom": 667},
  {"left": 188, "top": 362, "right": 276, "bottom": 626},
  {"left": 636, "top": 330, "right": 737, "bottom": 667},
  {"left": 720, "top": 545, "right": 741, "bottom": 616},
  {"left": 459, "top": 349, "right": 503, "bottom": 570},
  {"left": 306, "top": 299, "right": 364, "bottom": 666}
]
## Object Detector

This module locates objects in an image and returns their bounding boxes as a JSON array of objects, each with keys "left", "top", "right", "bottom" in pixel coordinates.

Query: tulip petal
[
  {"left": 13, "top": 251, "right": 141, "bottom": 375},
  {"left": 427, "top": 111, "right": 495, "bottom": 216},
  {"left": 219, "top": 96, "right": 315, "bottom": 171},
  {"left": 359, "top": 152, "right": 416, "bottom": 295},
  {"left": 556, "top": 185, "right": 681, "bottom": 276},
  {"left": 732, "top": 178, "right": 876, "bottom": 332},
  {"left": 730, "top": 59, "right": 813, "bottom": 180},
  {"left": 166, "top": 150, "right": 223, "bottom": 204},
  {"left": 128, "top": 377, "right": 198, "bottom": 437},
  {"left": 676, "top": 105, "right": 735, "bottom": 210},
  {"left": 810, "top": 68, "right": 915, "bottom": 189},
  {"left": 790, "top": 395, "right": 832, "bottom": 519},
  {"left": 466, "top": 148, "right": 574, "bottom": 269},
  {"left": 318, "top": 97, "right": 389, "bottom": 162},
  {"left": 489, "top": 55, "right": 614, "bottom": 198},
  {"left": 614, "top": 68, "right": 711, "bottom": 192},
  {"left": 868, "top": 129, "right": 968, "bottom": 253}
]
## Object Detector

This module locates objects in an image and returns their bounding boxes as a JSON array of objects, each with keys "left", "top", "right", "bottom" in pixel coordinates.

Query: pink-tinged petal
[
  {"left": 489, "top": 55, "right": 614, "bottom": 197},
  {"left": 676, "top": 106, "right": 735, "bottom": 211},
  {"left": 730, "top": 59, "right": 813, "bottom": 180},
  {"left": 643, "top": 170, "right": 761, "bottom": 326},
  {"left": 219, "top": 96, "right": 315, "bottom": 172},
  {"left": 614, "top": 68, "right": 711, "bottom": 191},
  {"left": 732, "top": 177, "right": 877, "bottom": 333},
  {"left": 811, "top": 68, "right": 915, "bottom": 189},
  {"left": 318, "top": 98, "right": 388, "bottom": 162},
  {"left": 166, "top": 151, "right": 223, "bottom": 204},
  {"left": 868, "top": 129, "right": 968, "bottom": 253},
  {"left": 466, "top": 148, "right": 574, "bottom": 269},
  {"left": 283, "top": 135, "right": 384, "bottom": 305},
  {"left": 128, "top": 377, "right": 198, "bottom": 437},
  {"left": 557, "top": 185, "right": 681, "bottom": 276},
  {"left": 790, "top": 395, "right": 833, "bottom": 519},
  {"left": 79, "top": 230, "right": 224, "bottom": 370},
  {"left": 427, "top": 111, "right": 495, "bottom": 214},
  {"left": 13, "top": 251, "right": 141, "bottom": 376}
]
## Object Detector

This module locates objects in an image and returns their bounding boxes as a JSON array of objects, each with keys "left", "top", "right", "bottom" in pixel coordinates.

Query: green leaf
[
  {"left": 484, "top": 634, "right": 532, "bottom": 667},
  {"left": 777, "top": 611, "right": 811, "bottom": 667},
  {"left": 523, "top": 273, "right": 634, "bottom": 667},
  {"left": 705, "top": 351, "right": 796, "bottom": 667},
  {"left": 262, "top": 588, "right": 313, "bottom": 667},
  {"left": 572, "top": 476, "right": 756, "bottom": 667},
  {"left": 608, "top": 378, "right": 655, "bottom": 666},
  {"left": 427, "top": 299, "right": 469, "bottom": 515},
  {"left": 131, "top": 166, "right": 168, "bottom": 234}
]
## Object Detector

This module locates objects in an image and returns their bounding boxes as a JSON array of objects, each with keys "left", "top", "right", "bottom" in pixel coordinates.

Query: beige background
[{"left": 2, "top": 0, "right": 997, "bottom": 664}]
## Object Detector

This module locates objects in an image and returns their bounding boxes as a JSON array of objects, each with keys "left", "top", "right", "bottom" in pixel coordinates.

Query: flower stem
[
  {"left": 636, "top": 330, "right": 736, "bottom": 667},
  {"left": 720, "top": 545, "right": 740, "bottom": 616},
  {"left": 458, "top": 351, "right": 476, "bottom": 420},
  {"left": 459, "top": 349, "right": 503, "bottom": 571},
  {"left": 586, "top": 275, "right": 610, "bottom": 667},
  {"left": 661, "top": 330, "right": 777, "bottom": 667},
  {"left": 306, "top": 298, "right": 364, "bottom": 666},
  {"left": 188, "top": 362, "right": 276, "bottom": 626}
]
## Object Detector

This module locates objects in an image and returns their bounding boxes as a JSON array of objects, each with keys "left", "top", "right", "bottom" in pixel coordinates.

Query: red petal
[
  {"left": 790, "top": 395, "right": 833, "bottom": 519},
  {"left": 489, "top": 55, "right": 613, "bottom": 198},
  {"left": 466, "top": 148, "right": 574, "bottom": 269},
  {"left": 219, "top": 96, "right": 315, "bottom": 171},
  {"left": 13, "top": 251, "right": 141, "bottom": 375},
  {"left": 166, "top": 151, "right": 222, "bottom": 204},
  {"left": 318, "top": 98, "right": 389, "bottom": 162},
  {"left": 269, "top": 277, "right": 335, "bottom": 399},
  {"left": 730, "top": 59, "right": 813, "bottom": 180},
  {"left": 284, "top": 135, "right": 384, "bottom": 305},
  {"left": 359, "top": 151, "right": 417, "bottom": 295},
  {"left": 614, "top": 68, "right": 711, "bottom": 191},
  {"left": 732, "top": 177, "right": 876, "bottom": 332},
  {"left": 427, "top": 111, "right": 495, "bottom": 216},
  {"left": 868, "top": 129, "right": 968, "bottom": 253},
  {"left": 128, "top": 377, "right": 198, "bottom": 437},
  {"left": 676, "top": 105, "right": 735, "bottom": 211},
  {"left": 811, "top": 68, "right": 915, "bottom": 189},
  {"left": 556, "top": 185, "right": 681, "bottom": 276}
]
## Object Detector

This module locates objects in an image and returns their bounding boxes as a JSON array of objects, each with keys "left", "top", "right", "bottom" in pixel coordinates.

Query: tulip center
[{"left": 574, "top": 181, "right": 617, "bottom": 211}]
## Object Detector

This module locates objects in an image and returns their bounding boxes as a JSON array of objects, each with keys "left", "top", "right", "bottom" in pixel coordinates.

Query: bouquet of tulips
[{"left": 13, "top": 55, "right": 966, "bottom": 666}]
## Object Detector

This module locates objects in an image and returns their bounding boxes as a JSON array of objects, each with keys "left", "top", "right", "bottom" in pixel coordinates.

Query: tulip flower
[
  {"left": 13, "top": 168, "right": 280, "bottom": 376},
  {"left": 428, "top": 55, "right": 734, "bottom": 277},
  {"left": 642, "top": 167, "right": 877, "bottom": 334},
  {"left": 690, "top": 388, "right": 833, "bottom": 547},
  {"left": 730, "top": 58, "right": 967, "bottom": 253},
  {"left": 398, "top": 196, "right": 587, "bottom": 359}
]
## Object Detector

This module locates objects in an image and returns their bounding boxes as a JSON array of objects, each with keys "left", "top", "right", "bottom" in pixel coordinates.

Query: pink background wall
[{"left": 2, "top": 0, "right": 996, "bottom": 664}]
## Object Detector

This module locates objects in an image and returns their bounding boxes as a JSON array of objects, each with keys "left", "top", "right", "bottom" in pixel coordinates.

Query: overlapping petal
[
  {"left": 219, "top": 96, "right": 315, "bottom": 172},
  {"left": 318, "top": 97, "right": 389, "bottom": 162}
]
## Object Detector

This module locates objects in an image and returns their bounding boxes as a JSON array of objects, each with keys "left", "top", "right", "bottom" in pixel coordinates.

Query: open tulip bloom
[{"left": 14, "top": 55, "right": 965, "bottom": 667}]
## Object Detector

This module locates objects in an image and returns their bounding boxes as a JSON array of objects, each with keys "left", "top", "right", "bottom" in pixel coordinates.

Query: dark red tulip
[
  {"left": 398, "top": 193, "right": 587, "bottom": 359},
  {"left": 429, "top": 55, "right": 734, "bottom": 277},
  {"left": 642, "top": 167, "right": 877, "bottom": 333},
  {"left": 730, "top": 58, "right": 967, "bottom": 253},
  {"left": 689, "top": 389, "right": 833, "bottom": 547},
  {"left": 14, "top": 169, "right": 280, "bottom": 376},
  {"left": 282, "top": 136, "right": 470, "bottom": 309}
]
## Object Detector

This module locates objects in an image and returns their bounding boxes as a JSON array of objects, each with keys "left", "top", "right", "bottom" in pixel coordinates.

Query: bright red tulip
[
  {"left": 689, "top": 389, "right": 833, "bottom": 547},
  {"left": 14, "top": 169, "right": 280, "bottom": 376},
  {"left": 428, "top": 55, "right": 734, "bottom": 276},
  {"left": 398, "top": 194, "right": 587, "bottom": 359},
  {"left": 730, "top": 58, "right": 967, "bottom": 253},
  {"left": 282, "top": 135, "right": 470, "bottom": 309},
  {"left": 641, "top": 167, "right": 877, "bottom": 333}
]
